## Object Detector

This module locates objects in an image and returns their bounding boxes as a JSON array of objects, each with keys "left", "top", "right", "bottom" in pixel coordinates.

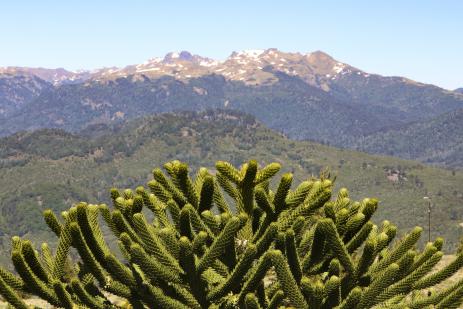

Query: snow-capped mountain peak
[{"left": 1, "top": 49, "right": 362, "bottom": 89}]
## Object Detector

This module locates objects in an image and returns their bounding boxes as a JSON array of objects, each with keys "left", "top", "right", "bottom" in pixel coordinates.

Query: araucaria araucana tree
[{"left": 1, "top": 160, "right": 463, "bottom": 308}]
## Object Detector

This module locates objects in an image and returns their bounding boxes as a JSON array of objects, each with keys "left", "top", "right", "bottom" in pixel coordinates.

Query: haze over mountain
[{"left": 1, "top": 49, "right": 462, "bottom": 167}]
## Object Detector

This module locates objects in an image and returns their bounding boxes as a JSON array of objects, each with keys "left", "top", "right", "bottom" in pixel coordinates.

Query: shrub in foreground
[{"left": 1, "top": 160, "right": 463, "bottom": 308}]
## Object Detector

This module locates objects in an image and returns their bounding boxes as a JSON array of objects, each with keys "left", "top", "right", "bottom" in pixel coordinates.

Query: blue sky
[{"left": 1, "top": 1, "right": 462, "bottom": 89}]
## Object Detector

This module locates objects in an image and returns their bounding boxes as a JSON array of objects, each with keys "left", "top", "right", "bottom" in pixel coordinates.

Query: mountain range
[{"left": 0, "top": 49, "right": 462, "bottom": 168}]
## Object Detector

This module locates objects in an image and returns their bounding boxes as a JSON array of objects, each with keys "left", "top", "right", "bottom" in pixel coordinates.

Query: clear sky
[{"left": 1, "top": 1, "right": 462, "bottom": 89}]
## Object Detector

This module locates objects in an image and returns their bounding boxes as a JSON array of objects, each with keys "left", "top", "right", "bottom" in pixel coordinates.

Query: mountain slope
[
  {"left": 0, "top": 110, "right": 462, "bottom": 267},
  {"left": 330, "top": 73, "right": 463, "bottom": 125},
  {"left": 0, "top": 73, "right": 386, "bottom": 144},
  {"left": 355, "top": 108, "right": 463, "bottom": 168},
  {"left": 0, "top": 74, "right": 51, "bottom": 117}
]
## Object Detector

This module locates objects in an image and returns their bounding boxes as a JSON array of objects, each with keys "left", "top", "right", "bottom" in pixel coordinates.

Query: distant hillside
[
  {"left": 0, "top": 74, "right": 51, "bottom": 117},
  {"left": 329, "top": 73, "right": 463, "bottom": 124},
  {"left": 0, "top": 73, "right": 386, "bottom": 144},
  {"left": 0, "top": 110, "right": 462, "bottom": 267},
  {"left": 455, "top": 88, "right": 463, "bottom": 94},
  {"left": 355, "top": 108, "right": 463, "bottom": 169}
]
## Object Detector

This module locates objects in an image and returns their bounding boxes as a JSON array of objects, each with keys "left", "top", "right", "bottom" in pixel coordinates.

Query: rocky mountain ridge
[
  {"left": 0, "top": 67, "right": 93, "bottom": 85},
  {"left": 0, "top": 49, "right": 362, "bottom": 89},
  {"left": 2, "top": 49, "right": 461, "bottom": 94},
  {"left": 98, "top": 49, "right": 358, "bottom": 89}
]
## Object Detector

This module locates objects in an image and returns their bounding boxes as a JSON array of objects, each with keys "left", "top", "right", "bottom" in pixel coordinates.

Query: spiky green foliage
[{"left": 1, "top": 160, "right": 463, "bottom": 308}]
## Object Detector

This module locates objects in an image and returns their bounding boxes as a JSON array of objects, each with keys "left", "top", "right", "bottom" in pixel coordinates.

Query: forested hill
[
  {"left": 354, "top": 108, "right": 463, "bottom": 169},
  {"left": 0, "top": 110, "right": 462, "bottom": 266}
]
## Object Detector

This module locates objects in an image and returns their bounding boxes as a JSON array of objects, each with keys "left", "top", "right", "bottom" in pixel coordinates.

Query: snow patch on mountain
[
  {"left": 332, "top": 63, "right": 345, "bottom": 74},
  {"left": 234, "top": 49, "right": 265, "bottom": 58}
]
